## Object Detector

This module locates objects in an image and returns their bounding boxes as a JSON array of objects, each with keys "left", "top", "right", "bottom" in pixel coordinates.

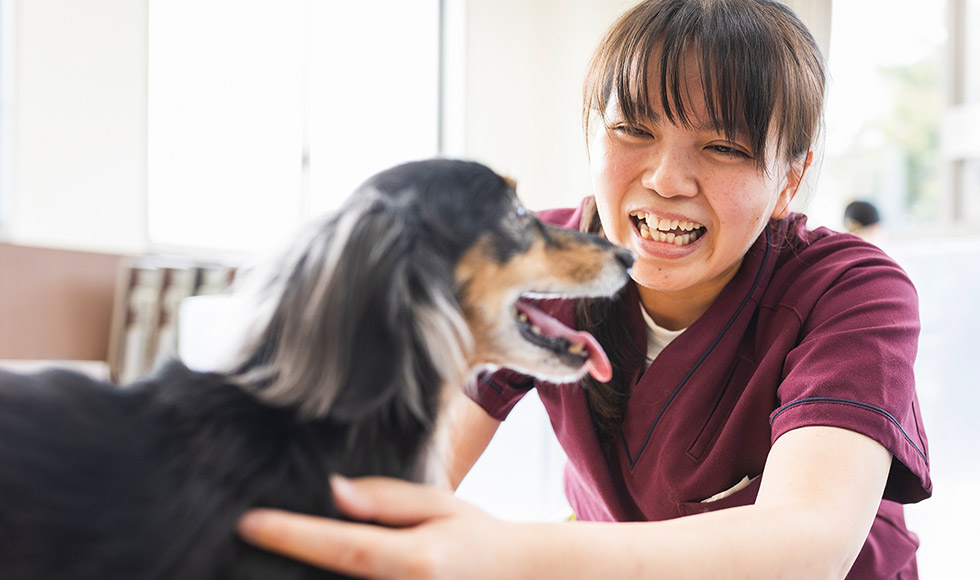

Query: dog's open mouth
[{"left": 513, "top": 299, "right": 613, "bottom": 382}]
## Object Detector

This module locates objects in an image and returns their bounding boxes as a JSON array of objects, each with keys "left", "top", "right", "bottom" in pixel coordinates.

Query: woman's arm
[
  {"left": 444, "top": 392, "right": 500, "bottom": 490},
  {"left": 238, "top": 425, "right": 890, "bottom": 580}
]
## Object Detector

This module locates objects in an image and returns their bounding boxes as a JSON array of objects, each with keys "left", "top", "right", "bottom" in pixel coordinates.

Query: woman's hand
[
  {"left": 237, "top": 427, "right": 891, "bottom": 579},
  {"left": 237, "top": 476, "right": 510, "bottom": 580}
]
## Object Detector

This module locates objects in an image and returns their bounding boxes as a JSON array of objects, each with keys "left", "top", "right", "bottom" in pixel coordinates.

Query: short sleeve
[
  {"left": 769, "top": 245, "right": 931, "bottom": 503},
  {"left": 467, "top": 368, "right": 535, "bottom": 421}
]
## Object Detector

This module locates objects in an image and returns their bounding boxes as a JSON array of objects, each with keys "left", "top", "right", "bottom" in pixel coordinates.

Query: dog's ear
[{"left": 232, "top": 193, "right": 471, "bottom": 422}]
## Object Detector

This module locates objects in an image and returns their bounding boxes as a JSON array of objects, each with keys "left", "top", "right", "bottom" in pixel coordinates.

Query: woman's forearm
[
  {"left": 498, "top": 427, "right": 889, "bottom": 580},
  {"left": 506, "top": 503, "right": 850, "bottom": 580},
  {"left": 239, "top": 482, "right": 861, "bottom": 580},
  {"left": 239, "top": 428, "right": 888, "bottom": 580}
]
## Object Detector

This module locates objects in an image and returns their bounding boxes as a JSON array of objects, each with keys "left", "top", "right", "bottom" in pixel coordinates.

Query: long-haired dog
[{"left": 0, "top": 159, "right": 633, "bottom": 579}]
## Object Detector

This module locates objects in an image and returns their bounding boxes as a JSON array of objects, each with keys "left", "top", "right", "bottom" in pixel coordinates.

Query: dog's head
[{"left": 228, "top": 159, "right": 631, "bottom": 421}]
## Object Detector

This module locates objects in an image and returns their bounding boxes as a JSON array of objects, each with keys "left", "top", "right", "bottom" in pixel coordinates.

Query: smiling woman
[{"left": 233, "top": 3, "right": 932, "bottom": 579}]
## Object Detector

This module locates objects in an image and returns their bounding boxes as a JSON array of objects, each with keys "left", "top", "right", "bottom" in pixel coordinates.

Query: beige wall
[
  {"left": 784, "top": 0, "right": 832, "bottom": 58},
  {"left": 459, "top": 0, "right": 636, "bottom": 211},
  {"left": 0, "top": 242, "right": 122, "bottom": 360}
]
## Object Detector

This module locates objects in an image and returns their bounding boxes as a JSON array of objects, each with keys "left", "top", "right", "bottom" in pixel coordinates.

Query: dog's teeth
[
  {"left": 530, "top": 325, "right": 542, "bottom": 335},
  {"left": 567, "top": 342, "right": 585, "bottom": 356},
  {"left": 518, "top": 312, "right": 529, "bottom": 323}
]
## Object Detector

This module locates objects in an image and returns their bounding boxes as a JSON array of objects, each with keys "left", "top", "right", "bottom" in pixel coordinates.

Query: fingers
[
  {"left": 238, "top": 508, "right": 396, "bottom": 578},
  {"left": 330, "top": 475, "right": 463, "bottom": 526},
  {"left": 237, "top": 477, "right": 470, "bottom": 579}
]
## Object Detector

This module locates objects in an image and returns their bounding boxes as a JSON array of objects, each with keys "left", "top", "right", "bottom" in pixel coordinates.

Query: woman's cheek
[{"left": 593, "top": 195, "right": 629, "bottom": 249}]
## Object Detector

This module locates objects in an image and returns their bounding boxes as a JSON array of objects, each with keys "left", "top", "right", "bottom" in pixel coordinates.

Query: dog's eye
[
  {"left": 503, "top": 202, "right": 539, "bottom": 250},
  {"left": 508, "top": 206, "right": 533, "bottom": 229},
  {"left": 511, "top": 204, "right": 529, "bottom": 222}
]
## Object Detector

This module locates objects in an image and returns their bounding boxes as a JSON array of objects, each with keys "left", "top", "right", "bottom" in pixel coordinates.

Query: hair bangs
[
  {"left": 584, "top": 5, "right": 659, "bottom": 136},
  {"left": 693, "top": 6, "right": 782, "bottom": 169},
  {"left": 585, "top": 0, "right": 825, "bottom": 170}
]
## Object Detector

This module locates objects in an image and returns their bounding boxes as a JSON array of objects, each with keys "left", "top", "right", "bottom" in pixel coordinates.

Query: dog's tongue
[{"left": 517, "top": 301, "right": 613, "bottom": 382}]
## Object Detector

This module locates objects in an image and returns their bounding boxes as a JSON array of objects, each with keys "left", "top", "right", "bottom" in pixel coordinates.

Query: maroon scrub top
[{"left": 472, "top": 199, "right": 931, "bottom": 579}]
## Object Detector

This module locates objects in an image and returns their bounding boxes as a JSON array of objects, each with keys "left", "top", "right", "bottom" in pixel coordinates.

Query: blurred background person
[{"left": 843, "top": 199, "right": 882, "bottom": 242}]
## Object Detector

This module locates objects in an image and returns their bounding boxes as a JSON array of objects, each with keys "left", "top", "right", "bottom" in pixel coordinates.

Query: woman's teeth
[{"left": 629, "top": 211, "right": 705, "bottom": 246}]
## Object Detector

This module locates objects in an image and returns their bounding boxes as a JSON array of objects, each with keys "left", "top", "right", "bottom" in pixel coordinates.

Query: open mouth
[
  {"left": 512, "top": 298, "right": 613, "bottom": 382},
  {"left": 629, "top": 211, "right": 706, "bottom": 246}
]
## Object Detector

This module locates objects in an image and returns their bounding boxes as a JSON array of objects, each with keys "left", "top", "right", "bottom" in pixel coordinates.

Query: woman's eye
[
  {"left": 709, "top": 144, "right": 750, "bottom": 158},
  {"left": 612, "top": 124, "right": 650, "bottom": 138}
]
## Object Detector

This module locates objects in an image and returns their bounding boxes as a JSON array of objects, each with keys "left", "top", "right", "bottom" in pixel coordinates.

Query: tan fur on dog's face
[{"left": 454, "top": 212, "right": 631, "bottom": 383}]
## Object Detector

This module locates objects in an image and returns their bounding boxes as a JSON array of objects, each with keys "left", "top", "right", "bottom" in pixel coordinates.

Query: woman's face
[{"left": 589, "top": 61, "right": 806, "bottom": 323}]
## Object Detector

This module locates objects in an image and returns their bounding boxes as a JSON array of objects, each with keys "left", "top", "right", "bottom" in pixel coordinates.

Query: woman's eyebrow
[
  {"left": 614, "top": 102, "right": 751, "bottom": 142},
  {"left": 606, "top": 98, "right": 662, "bottom": 126},
  {"left": 691, "top": 119, "right": 751, "bottom": 141},
  {"left": 618, "top": 108, "right": 663, "bottom": 127}
]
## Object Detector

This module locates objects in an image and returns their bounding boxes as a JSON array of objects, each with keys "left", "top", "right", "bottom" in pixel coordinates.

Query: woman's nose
[{"left": 639, "top": 145, "right": 697, "bottom": 199}]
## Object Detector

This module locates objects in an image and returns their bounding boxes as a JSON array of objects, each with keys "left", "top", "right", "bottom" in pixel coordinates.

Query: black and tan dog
[{"left": 0, "top": 159, "right": 632, "bottom": 579}]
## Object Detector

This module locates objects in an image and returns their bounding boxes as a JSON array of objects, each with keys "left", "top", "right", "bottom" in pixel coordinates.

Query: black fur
[
  {"left": 0, "top": 159, "right": 631, "bottom": 579},
  {"left": 0, "top": 364, "right": 351, "bottom": 579}
]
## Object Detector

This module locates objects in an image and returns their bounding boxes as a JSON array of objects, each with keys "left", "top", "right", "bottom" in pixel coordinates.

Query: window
[
  {"left": 815, "top": 0, "right": 947, "bottom": 232},
  {"left": 0, "top": 0, "right": 12, "bottom": 232},
  {"left": 946, "top": 0, "right": 980, "bottom": 223},
  {"left": 147, "top": 0, "right": 441, "bottom": 254},
  {"left": 815, "top": 0, "right": 980, "bottom": 234}
]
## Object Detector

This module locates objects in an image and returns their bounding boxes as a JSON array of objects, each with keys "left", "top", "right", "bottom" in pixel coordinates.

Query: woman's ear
[{"left": 772, "top": 151, "right": 813, "bottom": 219}]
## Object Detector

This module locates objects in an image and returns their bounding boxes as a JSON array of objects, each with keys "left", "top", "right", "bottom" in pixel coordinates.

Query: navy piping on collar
[
  {"left": 477, "top": 371, "right": 504, "bottom": 394},
  {"left": 770, "top": 397, "right": 928, "bottom": 465},
  {"left": 620, "top": 228, "right": 773, "bottom": 470}
]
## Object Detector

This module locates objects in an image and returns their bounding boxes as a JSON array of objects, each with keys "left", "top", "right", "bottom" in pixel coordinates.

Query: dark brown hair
[
  {"left": 578, "top": 0, "right": 826, "bottom": 447},
  {"left": 583, "top": 0, "right": 825, "bottom": 168}
]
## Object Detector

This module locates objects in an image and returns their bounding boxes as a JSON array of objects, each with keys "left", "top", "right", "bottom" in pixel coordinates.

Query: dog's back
[
  {"left": 0, "top": 363, "right": 383, "bottom": 579},
  {"left": 0, "top": 158, "right": 632, "bottom": 578}
]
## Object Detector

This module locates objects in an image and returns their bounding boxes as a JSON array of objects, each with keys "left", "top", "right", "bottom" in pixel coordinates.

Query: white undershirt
[{"left": 640, "top": 304, "right": 687, "bottom": 368}]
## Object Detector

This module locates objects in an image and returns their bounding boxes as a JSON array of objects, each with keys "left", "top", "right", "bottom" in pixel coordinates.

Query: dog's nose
[{"left": 615, "top": 248, "right": 635, "bottom": 270}]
